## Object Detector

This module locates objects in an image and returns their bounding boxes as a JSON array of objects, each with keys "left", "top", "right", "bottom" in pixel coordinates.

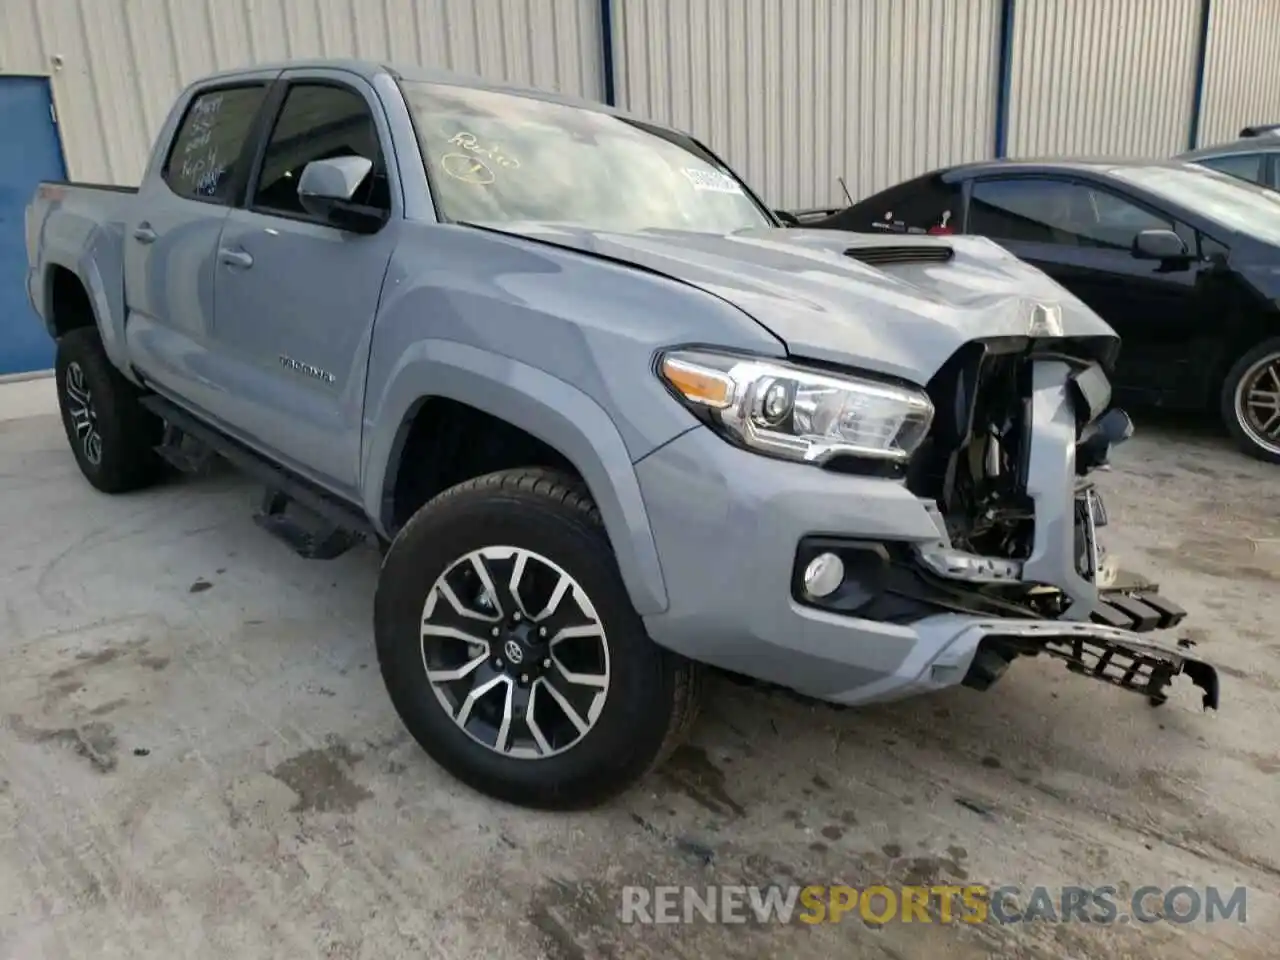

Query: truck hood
[{"left": 479, "top": 222, "right": 1119, "bottom": 383}]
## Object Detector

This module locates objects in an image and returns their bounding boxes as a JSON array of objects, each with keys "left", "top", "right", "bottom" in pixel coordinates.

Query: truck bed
[
  {"left": 26, "top": 181, "right": 139, "bottom": 276},
  {"left": 24, "top": 181, "right": 140, "bottom": 369}
]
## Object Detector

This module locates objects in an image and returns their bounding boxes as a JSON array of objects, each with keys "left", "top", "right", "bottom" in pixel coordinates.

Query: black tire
[
  {"left": 374, "top": 467, "right": 701, "bottom": 810},
  {"left": 1220, "top": 336, "right": 1280, "bottom": 465},
  {"left": 54, "top": 328, "right": 165, "bottom": 493}
]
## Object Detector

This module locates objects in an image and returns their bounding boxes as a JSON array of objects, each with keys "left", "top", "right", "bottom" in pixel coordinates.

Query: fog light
[{"left": 803, "top": 552, "right": 844, "bottom": 598}]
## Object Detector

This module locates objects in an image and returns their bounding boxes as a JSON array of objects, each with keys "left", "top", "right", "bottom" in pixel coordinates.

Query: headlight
[{"left": 658, "top": 349, "right": 934, "bottom": 465}]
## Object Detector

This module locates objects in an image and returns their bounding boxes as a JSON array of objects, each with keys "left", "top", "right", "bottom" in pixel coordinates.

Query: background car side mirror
[
  {"left": 1132, "top": 228, "right": 1188, "bottom": 261},
  {"left": 297, "top": 156, "right": 386, "bottom": 234}
]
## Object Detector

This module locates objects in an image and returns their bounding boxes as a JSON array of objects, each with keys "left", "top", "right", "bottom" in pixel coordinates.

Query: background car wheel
[
  {"left": 374, "top": 467, "right": 701, "bottom": 810},
  {"left": 1221, "top": 337, "right": 1280, "bottom": 464},
  {"left": 54, "top": 328, "right": 164, "bottom": 493}
]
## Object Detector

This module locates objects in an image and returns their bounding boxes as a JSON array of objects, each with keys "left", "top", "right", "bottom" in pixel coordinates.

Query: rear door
[
  {"left": 122, "top": 75, "right": 275, "bottom": 410},
  {"left": 962, "top": 175, "right": 1212, "bottom": 402},
  {"left": 207, "top": 69, "right": 400, "bottom": 495}
]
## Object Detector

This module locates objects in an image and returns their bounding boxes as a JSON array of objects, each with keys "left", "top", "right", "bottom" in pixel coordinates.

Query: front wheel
[
  {"left": 373, "top": 467, "right": 701, "bottom": 810},
  {"left": 1221, "top": 337, "right": 1280, "bottom": 464}
]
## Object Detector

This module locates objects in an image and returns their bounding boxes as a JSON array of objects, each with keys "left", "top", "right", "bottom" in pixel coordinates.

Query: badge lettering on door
[{"left": 279, "top": 355, "right": 336, "bottom": 385}]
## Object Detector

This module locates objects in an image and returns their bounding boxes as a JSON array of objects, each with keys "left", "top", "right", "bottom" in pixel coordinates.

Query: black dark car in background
[{"left": 801, "top": 160, "right": 1280, "bottom": 463}]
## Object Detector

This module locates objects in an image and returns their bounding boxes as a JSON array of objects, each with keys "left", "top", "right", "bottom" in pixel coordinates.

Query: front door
[
  {"left": 965, "top": 176, "right": 1209, "bottom": 403},
  {"left": 0, "top": 76, "right": 66, "bottom": 375},
  {"left": 209, "top": 72, "right": 399, "bottom": 496}
]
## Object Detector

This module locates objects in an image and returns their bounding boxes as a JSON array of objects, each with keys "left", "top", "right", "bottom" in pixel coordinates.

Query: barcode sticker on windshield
[{"left": 682, "top": 168, "right": 744, "bottom": 194}]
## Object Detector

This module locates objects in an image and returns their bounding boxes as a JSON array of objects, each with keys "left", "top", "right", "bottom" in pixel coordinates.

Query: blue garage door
[{"left": 0, "top": 77, "right": 67, "bottom": 375}]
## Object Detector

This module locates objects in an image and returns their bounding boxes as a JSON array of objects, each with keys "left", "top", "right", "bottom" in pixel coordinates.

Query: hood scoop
[{"left": 844, "top": 244, "right": 954, "bottom": 267}]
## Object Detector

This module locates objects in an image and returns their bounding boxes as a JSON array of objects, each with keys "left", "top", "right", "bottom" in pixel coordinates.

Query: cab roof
[
  {"left": 938, "top": 157, "right": 1201, "bottom": 180},
  {"left": 198, "top": 57, "right": 629, "bottom": 119}
]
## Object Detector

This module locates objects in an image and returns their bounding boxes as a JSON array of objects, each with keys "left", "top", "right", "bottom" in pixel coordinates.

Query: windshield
[
  {"left": 1110, "top": 164, "right": 1280, "bottom": 245},
  {"left": 400, "top": 81, "right": 771, "bottom": 233}
]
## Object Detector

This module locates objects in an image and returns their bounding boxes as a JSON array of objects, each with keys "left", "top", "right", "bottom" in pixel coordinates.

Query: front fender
[{"left": 361, "top": 339, "right": 676, "bottom": 616}]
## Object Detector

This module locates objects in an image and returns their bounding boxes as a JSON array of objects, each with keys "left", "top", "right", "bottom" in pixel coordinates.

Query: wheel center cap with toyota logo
[{"left": 503, "top": 639, "right": 524, "bottom": 664}]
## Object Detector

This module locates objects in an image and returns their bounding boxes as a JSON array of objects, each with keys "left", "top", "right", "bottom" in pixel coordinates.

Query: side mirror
[
  {"left": 1132, "top": 228, "right": 1187, "bottom": 261},
  {"left": 297, "top": 156, "right": 386, "bottom": 233}
]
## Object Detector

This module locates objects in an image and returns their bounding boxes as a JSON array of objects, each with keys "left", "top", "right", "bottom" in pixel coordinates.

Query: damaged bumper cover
[
  {"left": 894, "top": 359, "right": 1219, "bottom": 710},
  {"left": 637, "top": 355, "right": 1219, "bottom": 714},
  {"left": 825, "top": 613, "right": 1219, "bottom": 711},
  {"left": 794, "top": 357, "right": 1220, "bottom": 711}
]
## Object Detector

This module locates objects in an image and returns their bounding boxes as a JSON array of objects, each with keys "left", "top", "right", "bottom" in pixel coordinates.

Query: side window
[
  {"left": 969, "top": 178, "right": 1171, "bottom": 249},
  {"left": 847, "top": 173, "right": 962, "bottom": 234},
  {"left": 1196, "top": 153, "right": 1264, "bottom": 185},
  {"left": 251, "top": 83, "right": 390, "bottom": 219},
  {"left": 163, "top": 85, "right": 268, "bottom": 204},
  {"left": 1086, "top": 189, "right": 1173, "bottom": 246}
]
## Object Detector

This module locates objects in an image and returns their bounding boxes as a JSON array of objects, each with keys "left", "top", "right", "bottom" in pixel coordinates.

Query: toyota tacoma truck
[{"left": 25, "top": 60, "right": 1219, "bottom": 810}]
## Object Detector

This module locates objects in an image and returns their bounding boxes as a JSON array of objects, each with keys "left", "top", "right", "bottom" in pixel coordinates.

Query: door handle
[
  {"left": 218, "top": 247, "right": 254, "bottom": 269},
  {"left": 132, "top": 224, "right": 157, "bottom": 244}
]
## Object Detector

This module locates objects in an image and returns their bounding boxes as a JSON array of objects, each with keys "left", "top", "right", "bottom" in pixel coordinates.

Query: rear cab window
[
  {"left": 161, "top": 84, "right": 269, "bottom": 204},
  {"left": 839, "top": 173, "right": 962, "bottom": 235}
]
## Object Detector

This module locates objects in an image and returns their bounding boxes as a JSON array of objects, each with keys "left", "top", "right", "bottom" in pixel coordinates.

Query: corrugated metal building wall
[
  {"left": 612, "top": 0, "right": 1001, "bottom": 211},
  {"left": 0, "top": 0, "right": 603, "bottom": 185},
  {"left": 3, "top": 0, "right": 1280, "bottom": 198},
  {"left": 1003, "top": 0, "right": 1203, "bottom": 158},
  {"left": 1197, "top": 0, "right": 1280, "bottom": 146}
]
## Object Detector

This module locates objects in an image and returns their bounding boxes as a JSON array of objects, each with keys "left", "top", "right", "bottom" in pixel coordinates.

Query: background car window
[
  {"left": 163, "top": 84, "right": 267, "bottom": 204},
  {"left": 1111, "top": 164, "right": 1280, "bottom": 246},
  {"left": 850, "top": 173, "right": 962, "bottom": 234},
  {"left": 252, "top": 83, "right": 390, "bottom": 218},
  {"left": 969, "top": 178, "right": 1171, "bottom": 248},
  {"left": 1196, "top": 153, "right": 1264, "bottom": 184}
]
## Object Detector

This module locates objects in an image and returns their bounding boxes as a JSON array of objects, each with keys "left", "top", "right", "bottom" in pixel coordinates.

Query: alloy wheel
[
  {"left": 420, "top": 545, "right": 611, "bottom": 759},
  {"left": 64, "top": 361, "right": 103, "bottom": 466},
  {"left": 1235, "top": 352, "right": 1280, "bottom": 457}
]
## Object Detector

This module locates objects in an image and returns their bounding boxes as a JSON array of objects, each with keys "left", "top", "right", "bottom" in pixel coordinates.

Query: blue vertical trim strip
[
  {"left": 1187, "top": 0, "right": 1212, "bottom": 149},
  {"left": 993, "top": 0, "right": 1016, "bottom": 157},
  {"left": 600, "top": 0, "right": 617, "bottom": 106}
]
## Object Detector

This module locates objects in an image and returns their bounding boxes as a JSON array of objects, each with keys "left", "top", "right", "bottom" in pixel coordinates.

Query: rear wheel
[
  {"left": 374, "top": 467, "right": 700, "bottom": 809},
  {"left": 54, "top": 329, "right": 164, "bottom": 492},
  {"left": 1221, "top": 337, "right": 1280, "bottom": 464}
]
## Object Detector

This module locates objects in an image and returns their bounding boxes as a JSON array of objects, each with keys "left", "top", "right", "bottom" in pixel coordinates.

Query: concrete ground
[{"left": 1, "top": 382, "right": 1277, "bottom": 959}]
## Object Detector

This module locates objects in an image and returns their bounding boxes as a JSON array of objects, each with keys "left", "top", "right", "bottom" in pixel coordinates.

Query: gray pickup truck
[{"left": 25, "top": 59, "right": 1218, "bottom": 810}]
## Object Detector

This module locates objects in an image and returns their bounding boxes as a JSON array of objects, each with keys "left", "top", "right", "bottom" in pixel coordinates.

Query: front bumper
[{"left": 635, "top": 359, "right": 1218, "bottom": 711}]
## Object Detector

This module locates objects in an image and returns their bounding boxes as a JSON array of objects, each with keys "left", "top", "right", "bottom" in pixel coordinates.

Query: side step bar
[{"left": 140, "top": 395, "right": 373, "bottom": 560}]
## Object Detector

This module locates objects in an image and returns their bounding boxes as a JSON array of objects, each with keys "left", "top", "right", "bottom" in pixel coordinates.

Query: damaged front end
[{"left": 799, "top": 335, "right": 1219, "bottom": 711}]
